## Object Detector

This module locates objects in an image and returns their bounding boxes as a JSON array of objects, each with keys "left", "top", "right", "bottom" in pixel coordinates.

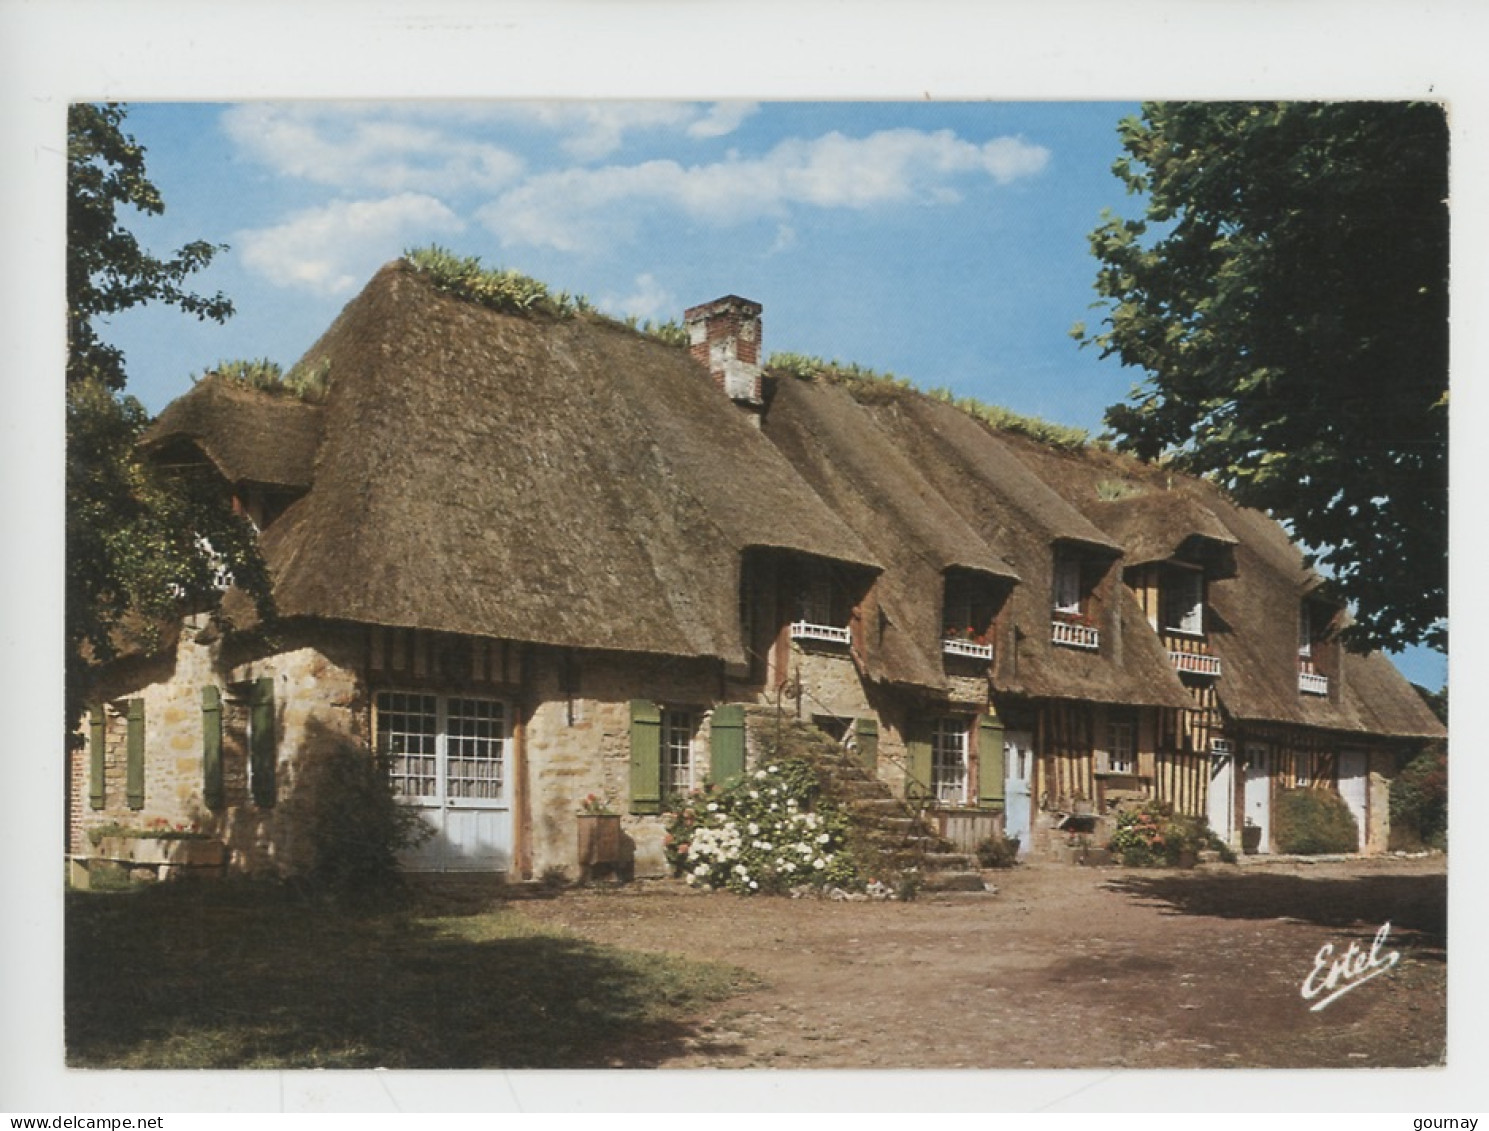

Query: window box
[
  {"left": 1169, "top": 650, "right": 1222, "bottom": 678},
  {"left": 942, "top": 637, "right": 994, "bottom": 661},
  {"left": 790, "top": 620, "right": 851, "bottom": 645},
  {"left": 1051, "top": 620, "right": 1100, "bottom": 650},
  {"left": 1299, "top": 671, "right": 1330, "bottom": 696}
]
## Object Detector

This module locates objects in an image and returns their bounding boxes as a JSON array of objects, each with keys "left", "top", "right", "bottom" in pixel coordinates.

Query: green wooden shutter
[
  {"left": 977, "top": 712, "right": 1006, "bottom": 808},
  {"left": 88, "top": 704, "right": 106, "bottom": 810},
  {"left": 709, "top": 704, "right": 746, "bottom": 786},
  {"left": 855, "top": 717, "right": 879, "bottom": 775},
  {"left": 125, "top": 699, "right": 145, "bottom": 810},
  {"left": 629, "top": 699, "right": 662, "bottom": 814},
  {"left": 249, "top": 677, "right": 276, "bottom": 808},
  {"left": 202, "top": 685, "right": 224, "bottom": 810},
  {"left": 904, "top": 719, "right": 931, "bottom": 802}
]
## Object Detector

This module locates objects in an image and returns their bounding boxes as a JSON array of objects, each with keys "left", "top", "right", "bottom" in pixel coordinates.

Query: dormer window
[
  {"left": 1051, "top": 551, "right": 1100, "bottom": 650},
  {"left": 1298, "top": 599, "right": 1332, "bottom": 696},
  {"left": 1053, "top": 556, "right": 1083, "bottom": 616},
  {"left": 790, "top": 560, "right": 856, "bottom": 645},
  {"left": 1162, "top": 565, "right": 1205, "bottom": 636},
  {"left": 942, "top": 570, "right": 1002, "bottom": 662}
]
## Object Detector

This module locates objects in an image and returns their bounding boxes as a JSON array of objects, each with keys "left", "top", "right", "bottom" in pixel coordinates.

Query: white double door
[{"left": 380, "top": 691, "right": 514, "bottom": 872}]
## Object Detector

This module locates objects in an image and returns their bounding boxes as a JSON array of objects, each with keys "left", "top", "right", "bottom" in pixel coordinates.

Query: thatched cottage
[{"left": 68, "top": 260, "right": 1445, "bottom": 880}]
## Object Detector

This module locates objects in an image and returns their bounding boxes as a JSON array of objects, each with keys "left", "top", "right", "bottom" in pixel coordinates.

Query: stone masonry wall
[
  {"left": 72, "top": 617, "right": 366, "bottom": 877},
  {"left": 522, "top": 649, "right": 724, "bottom": 879}
]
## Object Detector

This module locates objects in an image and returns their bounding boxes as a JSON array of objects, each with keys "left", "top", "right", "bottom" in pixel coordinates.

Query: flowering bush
[
  {"left": 578, "top": 792, "right": 615, "bottom": 816},
  {"left": 1107, "top": 801, "right": 1207, "bottom": 867},
  {"left": 662, "top": 759, "right": 857, "bottom": 894},
  {"left": 87, "top": 818, "right": 209, "bottom": 844}
]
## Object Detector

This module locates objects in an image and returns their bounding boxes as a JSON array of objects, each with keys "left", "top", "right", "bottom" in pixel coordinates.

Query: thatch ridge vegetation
[
  {"left": 403, "top": 245, "right": 689, "bottom": 347},
  {"left": 765, "top": 351, "right": 1094, "bottom": 451},
  {"left": 196, "top": 357, "right": 331, "bottom": 405}
]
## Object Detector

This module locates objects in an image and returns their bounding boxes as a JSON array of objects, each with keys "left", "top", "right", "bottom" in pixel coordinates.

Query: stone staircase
[{"left": 744, "top": 709, "right": 989, "bottom": 892}]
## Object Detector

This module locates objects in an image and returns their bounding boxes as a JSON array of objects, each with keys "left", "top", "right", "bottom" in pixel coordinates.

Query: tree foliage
[
  {"left": 66, "top": 104, "right": 270, "bottom": 733},
  {"left": 1078, "top": 102, "right": 1447, "bottom": 653}
]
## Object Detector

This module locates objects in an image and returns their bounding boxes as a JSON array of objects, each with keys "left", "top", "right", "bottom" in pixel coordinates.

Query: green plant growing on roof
[
  {"left": 406, "top": 244, "right": 576, "bottom": 317},
  {"left": 1096, "top": 478, "right": 1145, "bottom": 501},
  {"left": 767, "top": 351, "right": 1092, "bottom": 450},
  {"left": 404, "top": 245, "right": 687, "bottom": 349},
  {"left": 198, "top": 356, "right": 330, "bottom": 405}
]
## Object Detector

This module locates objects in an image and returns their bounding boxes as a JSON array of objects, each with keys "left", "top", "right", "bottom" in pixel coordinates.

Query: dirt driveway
[{"left": 514, "top": 855, "right": 1446, "bottom": 1070}]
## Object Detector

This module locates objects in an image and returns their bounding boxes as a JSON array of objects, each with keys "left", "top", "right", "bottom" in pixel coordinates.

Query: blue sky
[
  {"left": 110, "top": 100, "right": 1144, "bottom": 432},
  {"left": 99, "top": 99, "right": 1446, "bottom": 690}
]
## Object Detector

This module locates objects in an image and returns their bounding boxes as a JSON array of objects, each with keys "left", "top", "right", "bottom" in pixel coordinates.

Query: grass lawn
[{"left": 65, "top": 880, "right": 752, "bottom": 1069}]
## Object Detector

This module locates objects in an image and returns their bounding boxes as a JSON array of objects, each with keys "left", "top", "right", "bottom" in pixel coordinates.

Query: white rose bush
[{"left": 662, "top": 759, "right": 857, "bottom": 894}]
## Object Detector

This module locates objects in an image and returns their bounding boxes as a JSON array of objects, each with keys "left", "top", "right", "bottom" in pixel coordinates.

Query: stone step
[
  {"left": 847, "top": 796, "right": 911, "bottom": 816},
  {"left": 921, "top": 851, "right": 980, "bottom": 871},
  {"left": 835, "top": 779, "right": 892, "bottom": 799},
  {"left": 921, "top": 870, "right": 990, "bottom": 892}
]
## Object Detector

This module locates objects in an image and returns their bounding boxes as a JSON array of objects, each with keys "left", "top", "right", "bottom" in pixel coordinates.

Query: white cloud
[
  {"left": 237, "top": 194, "right": 464, "bottom": 294},
  {"left": 222, "top": 104, "right": 525, "bottom": 193},
  {"left": 478, "top": 128, "right": 1050, "bottom": 250},
  {"left": 600, "top": 273, "right": 675, "bottom": 321},
  {"left": 686, "top": 102, "right": 759, "bottom": 140},
  {"left": 493, "top": 101, "right": 759, "bottom": 160}
]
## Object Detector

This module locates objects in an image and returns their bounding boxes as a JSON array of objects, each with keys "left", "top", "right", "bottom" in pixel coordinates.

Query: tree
[
  {"left": 1078, "top": 102, "right": 1447, "bottom": 653},
  {"left": 66, "top": 104, "right": 270, "bottom": 734}
]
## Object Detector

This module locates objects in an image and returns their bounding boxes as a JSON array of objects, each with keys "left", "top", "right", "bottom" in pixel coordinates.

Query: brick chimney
[{"left": 685, "top": 296, "right": 764, "bottom": 412}]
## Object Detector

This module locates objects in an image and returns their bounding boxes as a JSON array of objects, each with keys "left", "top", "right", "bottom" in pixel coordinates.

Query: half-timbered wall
[{"left": 1037, "top": 700, "right": 1095, "bottom": 811}]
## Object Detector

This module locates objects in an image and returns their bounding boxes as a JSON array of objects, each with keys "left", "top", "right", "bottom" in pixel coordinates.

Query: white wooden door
[
  {"left": 1207, "top": 754, "right": 1235, "bottom": 844},
  {"left": 1004, "top": 730, "right": 1034, "bottom": 856},
  {"left": 379, "top": 692, "right": 513, "bottom": 873},
  {"left": 1338, "top": 750, "right": 1369, "bottom": 852},
  {"left": 1243, "top": 743, "right": 1271, "bottom": 852}
]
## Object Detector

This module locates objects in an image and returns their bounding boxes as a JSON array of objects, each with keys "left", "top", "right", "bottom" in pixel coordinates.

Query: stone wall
[
  {"left": 520, "top": 648, "right": 723, "bottom": 879},
  {"left": 71, "top": 617, "right": 366, "bottom": 877}
]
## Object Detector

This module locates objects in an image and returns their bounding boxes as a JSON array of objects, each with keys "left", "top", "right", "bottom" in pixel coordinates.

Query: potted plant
[
  {"left": 576, "top": 793, "right": 622, "bottom": 882},
  {"left": 1242, "top": 818, "right": 1263, "bottom": 855}
]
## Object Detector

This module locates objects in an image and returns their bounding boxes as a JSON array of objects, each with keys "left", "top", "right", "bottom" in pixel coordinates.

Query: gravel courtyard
[{"left": 513, "top": 854, "right": 1447, "bottom": 1070}]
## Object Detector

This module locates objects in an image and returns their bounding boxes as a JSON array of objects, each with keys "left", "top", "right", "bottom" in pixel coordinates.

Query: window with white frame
[
  {"left": 1163, "top": 566, "right": 1205, "bottom": 635},
  {"left": 1106, "top": 718, "right": 1136, "bottom": 775},
  {"left": 1298, "top": 603, "right": 1313, "bottom": 659},
  {"left": 375, "top": 691, "right": 506, "bottom": 803},
  {"left": 931, "top": 716, "right": 969, "bottom": 804},
  {"left": 661, "top": 709, "right": 697, "bottom": 799}
]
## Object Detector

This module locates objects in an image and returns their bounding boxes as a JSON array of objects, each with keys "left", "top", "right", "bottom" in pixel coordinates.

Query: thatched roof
[
  {"left": 241, "top": 262, "right": 876, "bottom": 664},
  {"left": 761, "top": 376, "right": 1019, "bottom": 692},
  {"left": 146, "top": 259, "right": 1438, "bottom": 743},
  {"left": 1002, "top": 438, "right": 1444, "bottom": 741},
  {"left": 781, "top": 387, "right": 1192, "bottom": 709},
  {"left": 1090, "top": 491, "right": 1237, "bottom": 566},
  {"left": 141, "top": 377, "right": 323, "bottom": 490}
]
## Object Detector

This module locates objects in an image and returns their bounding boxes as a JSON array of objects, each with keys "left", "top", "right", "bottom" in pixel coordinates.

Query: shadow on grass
[
  {"left": 66, "top": 881, "right": 750, "bottom": 1069},
  {"left": 1101, "top": 871, "right": 1446, "bottom": 961}
]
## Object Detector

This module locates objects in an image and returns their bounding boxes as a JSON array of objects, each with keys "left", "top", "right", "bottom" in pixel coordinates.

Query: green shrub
[
  {"left": 302, "top": 743, "right": 434, "bottom": 895},
  {"left": 1390, "top": 747, "right": 1447, "bottom": 851},
  {"left": 975, "top": 834, "right": 1021, "bottom": 868},
  {"left": 1272, "top": 787, "right": 1360, "bottom": 855},
  {"left": 1107, "top": 801, "right": 1209, "bottom": 866}
]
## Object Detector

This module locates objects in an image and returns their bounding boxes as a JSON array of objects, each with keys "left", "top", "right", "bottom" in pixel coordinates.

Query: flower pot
[
  {"left": 577, "top": 813, "right": 623, "bottom": 882},
  {"left": 1242, "top": 826, "right": 1263, "bottom": 855}
]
